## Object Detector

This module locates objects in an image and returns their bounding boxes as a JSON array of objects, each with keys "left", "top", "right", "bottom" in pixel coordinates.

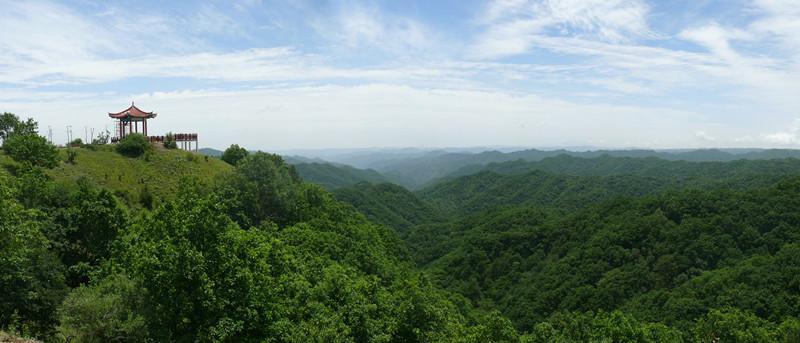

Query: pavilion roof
[{"left": 109, "top": 102, "right": 157, "bottom": 119}]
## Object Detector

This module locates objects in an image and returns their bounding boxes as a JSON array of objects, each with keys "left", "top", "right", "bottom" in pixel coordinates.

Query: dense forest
[{"left": 3, "top": 113, "right": 800, "bottom": 341}]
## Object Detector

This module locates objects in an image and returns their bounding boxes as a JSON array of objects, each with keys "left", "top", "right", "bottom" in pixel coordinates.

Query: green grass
[
  {"left": 1, "top": 145, "right": 233, "bottom": 203},
  {"left": 53, "top": 146, "right": 232, "bottom": 201}
]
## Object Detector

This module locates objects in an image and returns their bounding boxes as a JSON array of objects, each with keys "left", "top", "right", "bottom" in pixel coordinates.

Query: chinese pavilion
[
  {"left": 109, "top": 102, "right": 156, "bottom": 138},
  {"left": 108, "top": 102, "right": 199, "bottom": 151}
]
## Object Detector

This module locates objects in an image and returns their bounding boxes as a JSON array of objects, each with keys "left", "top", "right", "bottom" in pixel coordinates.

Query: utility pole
[
  {"left": 66, "top": 125, "right": 72, "bottom": 145},
  {"left": 84, "top": 126, "right": 88, "bottom": 143}
]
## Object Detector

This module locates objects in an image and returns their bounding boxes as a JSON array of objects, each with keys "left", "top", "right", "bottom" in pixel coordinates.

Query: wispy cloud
[
  {"left": 472, "top": 0, "right": 654, "bottom": 59},
  {"left": 310, "top": 2, "right": 438, "bottom": 55}
]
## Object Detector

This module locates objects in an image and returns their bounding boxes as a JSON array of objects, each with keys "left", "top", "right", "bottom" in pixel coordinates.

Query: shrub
[
  {"left": 221, "top": 144, "right": 249, "bottom": 166},
  {"left": 139, "top": 186, "right": 154, "bottom": 210},
  {"left": 68, "top": 138, "right": 83, "bottom": 147},
  {"left": 91, "top": 130, "right": 110, "bottom": 145},
  {"left": 115, "top": 134, "right": 151, "bottom": 158},
  {"left": 2, "top": 133, "right": 59, "bottom": 168},
  {"left": 163, "top": 133, "right": 178, "bottom": 149},
  {"left": 57, "top": 274, "right": 147, "bottom": 342},
  {"left": 66, "top": 149, "right": 77, "bottom": 164}
]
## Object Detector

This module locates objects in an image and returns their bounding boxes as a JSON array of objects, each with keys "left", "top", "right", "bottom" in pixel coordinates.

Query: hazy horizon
[{"left": 2, "top": 0, "right": 799, "bottom": 150}]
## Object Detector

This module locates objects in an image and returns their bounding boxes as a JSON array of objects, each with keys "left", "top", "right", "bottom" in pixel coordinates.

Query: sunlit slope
[{"left": 46, "top": 147, "right": 232, "bottom": 200}]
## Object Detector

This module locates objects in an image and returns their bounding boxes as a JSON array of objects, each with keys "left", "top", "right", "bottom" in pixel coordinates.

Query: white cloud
[
  {"left": 695, "top": 130, "right": 716, "bottom": 142},
  {"left": 764, "top": 119, "right": 800, "bottom": 145},
  {"left": 312, "top": 3, "right": 437, "bottom": 54},
  {"left": 472, "top": 0, "right": 653, "bottom": 59}
]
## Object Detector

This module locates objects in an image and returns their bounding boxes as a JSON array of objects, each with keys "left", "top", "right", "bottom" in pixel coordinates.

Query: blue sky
[{"left": 1, "top": 0, "right": 799, "bottom": 149}]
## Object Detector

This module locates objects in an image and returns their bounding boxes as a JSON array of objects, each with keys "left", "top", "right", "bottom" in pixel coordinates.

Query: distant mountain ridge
[
  {"left": 208, "top": 146, "right": 800, "bottom": 190},
  {"left": 367, "top": 148, "right": 800, "bottom": 189},
  {"left": 292, "top": 162, "right": 387, "bottom": 190}
]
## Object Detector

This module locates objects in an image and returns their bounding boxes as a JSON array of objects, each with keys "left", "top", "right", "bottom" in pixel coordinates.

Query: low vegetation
[{"left": 115, "top": 134, "right": 150, "bottom": 157}]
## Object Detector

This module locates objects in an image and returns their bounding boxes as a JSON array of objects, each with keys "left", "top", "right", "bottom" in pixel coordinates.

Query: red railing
[
  {"left": 111, "top": 133, "right": 198, "bottom": 144},
  {"left": 148, "top": 133, "right": 198, "bottom": 142}
]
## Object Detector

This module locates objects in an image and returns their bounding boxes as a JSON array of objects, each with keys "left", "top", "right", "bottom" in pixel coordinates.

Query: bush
[
  {"left": 115, "top": 134, "right": 150, "bottom": 158},
  {"left": 91, "top": 130, "right": 110, "bottom": 145},
  {"left": 66, "top": 149, "right": 77, "bottom": 164},
  {"left": 57, "top": 274, "right": 147, "bottom": 342},
  {"left": 221, "top": 144, "right": 249, "bottom": 166},
  {"left": 163, "top": 133, "right": 177, "bottom": 149},
  {"left": 139, "top": 185, "right": 154, "bottom": 210},
  {"left": 68, "top": 138, "right": 83, "bottom": 147},
  {"left": 2, "top": 134, "right": 59, "bottom": 168}
]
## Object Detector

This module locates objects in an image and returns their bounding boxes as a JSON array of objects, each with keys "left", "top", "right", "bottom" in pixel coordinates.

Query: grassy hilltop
[{"left": 1, "top": 146, "right": 232, "bottom": 204}]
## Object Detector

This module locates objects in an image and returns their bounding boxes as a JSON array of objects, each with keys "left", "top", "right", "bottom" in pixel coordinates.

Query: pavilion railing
[
  {"left": 110, "top": 133, "right": 198, "bottom": 147},
  {"left": 148, "top": 133, "right": 198, "bottom": 142}
]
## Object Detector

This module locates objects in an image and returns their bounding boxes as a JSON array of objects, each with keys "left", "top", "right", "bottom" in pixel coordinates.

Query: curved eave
[{"left": 108, "top": 113, "right": 157, "bottom": 119}]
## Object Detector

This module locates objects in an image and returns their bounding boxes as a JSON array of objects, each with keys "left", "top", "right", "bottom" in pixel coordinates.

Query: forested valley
[{"left": 3, "top": 113, "right": 800, "bottom": 342}]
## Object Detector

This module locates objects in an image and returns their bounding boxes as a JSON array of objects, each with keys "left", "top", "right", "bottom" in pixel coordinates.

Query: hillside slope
[
  {"left": 333, "top": 182, "right": 445, "bottom": 231},
  {"left": 418, "top": 156, "right": 800, "bottom": 217},
  {"left": 293, "top": 162, "right": 388, "bottom": 189},
  {"left": 413, "top": 178, "right": 800, "bottom": 331},
  {"left": 46, "top": 147, "right": 232, "bottom": 202}
]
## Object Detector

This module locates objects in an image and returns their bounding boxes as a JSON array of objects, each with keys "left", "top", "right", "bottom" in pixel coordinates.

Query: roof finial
[{"left": 132, "top": 101, "right": 135, "bottom": 106}]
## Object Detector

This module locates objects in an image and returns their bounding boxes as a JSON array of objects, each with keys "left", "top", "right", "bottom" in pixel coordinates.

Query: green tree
[
  {"left": 217, "top": 152, "right": 308, "bottom": 227},
  {"left": 51, "top": 179, "right": 128, "bottom": 286},
  {"left": 121, "top": 181, "right": 295, "bottom": 341},
  {"left": 694, "top": 308, "right": 778, "bottom": 343},
  {"left": 0, "top": 175, "right": 67, "bottom": 337},
  {"left": 57, "top": 274, "right": 147, "bottom": 343},
  {"left": 2, "top": 133, "right": 59, "bottom": 168},
  {"left": 115, "top": 133, "right": 151, "bottom": 157},
  {"left": 0, "top": 112, "right": 37, "bottom": 143},
  {"left": 221, "top": 144, "right": 249, "bottom": 166}
]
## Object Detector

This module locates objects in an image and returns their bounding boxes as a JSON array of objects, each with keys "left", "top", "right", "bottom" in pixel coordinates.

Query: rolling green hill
[
  {"left": 333, "top": 182, "right": 445, "bottom": 231},
  {"left": 1, "top": 146, "right": 233, "bottom": 205},
  {"left": 443, "top": 154, "right": 800, "bottom": 182},
  {"left": 410, "top": 179, "right": 800, "bottom": 332},
  {"left": 418, "top": 156, "right": 800, "bottom": 218},
  {"left": 293, "top": 162, "right": 388, "bottom": 189},
  {"left": 367, "top": 148, "right": 800, "bottom": 189},
  {"left": 418, "top": 170, "right": 670, "bottom": 217}
]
